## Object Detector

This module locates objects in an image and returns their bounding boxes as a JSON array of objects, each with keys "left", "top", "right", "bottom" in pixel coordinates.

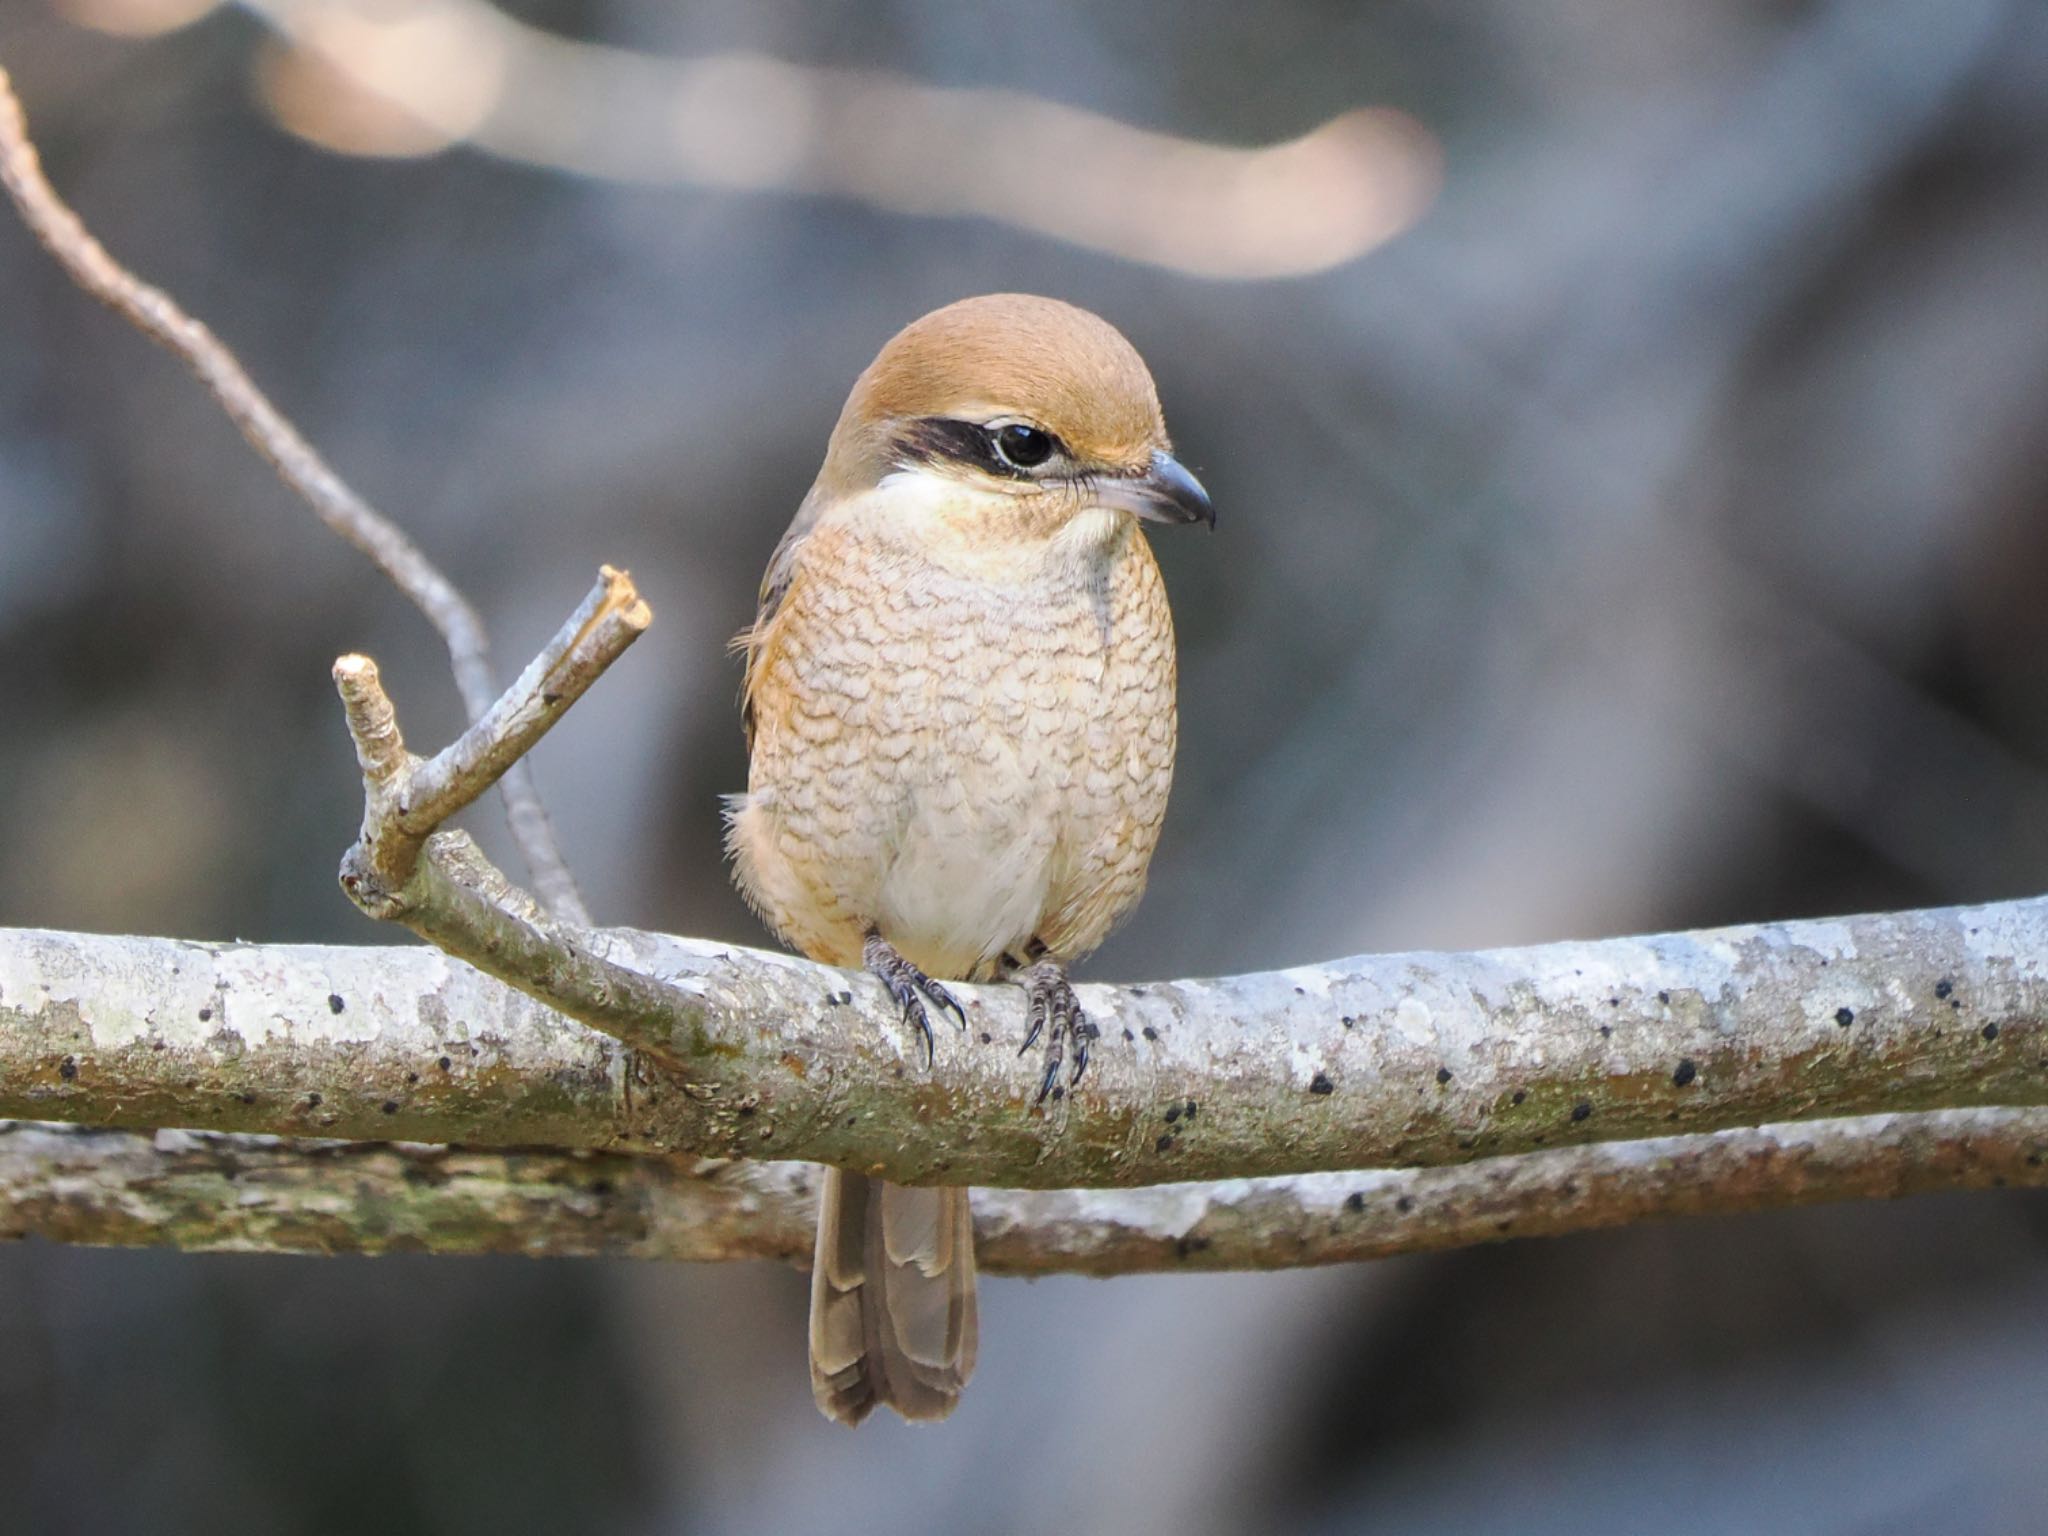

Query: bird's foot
[
  {"left": 862, "top": 930, "right": 965, "bottom": 1069},
  {"left": 1016, "top": 960, "right": 1097, "bottom": 1104}
]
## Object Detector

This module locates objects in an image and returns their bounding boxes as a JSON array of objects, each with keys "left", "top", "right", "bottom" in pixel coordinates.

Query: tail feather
[{"left": 809, "top": 1168, "right": 977, "bottom": 1424}]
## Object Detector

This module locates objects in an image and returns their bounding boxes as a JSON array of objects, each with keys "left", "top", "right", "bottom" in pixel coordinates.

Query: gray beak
[{"left": 1096, "top": 450, "right": 1215, "bottom": 528}]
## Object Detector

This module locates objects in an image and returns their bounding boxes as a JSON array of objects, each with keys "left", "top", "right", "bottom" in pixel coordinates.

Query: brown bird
[{"left": 727, "top": 293, "right": 1210, "bottom": 1425}]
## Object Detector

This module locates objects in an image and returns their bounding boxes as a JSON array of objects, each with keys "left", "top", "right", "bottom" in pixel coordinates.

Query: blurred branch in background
[
  {"left": 0, "top": 56, "right": 591, "bottom": 921},
  {"left": 59, "top": 0, "right": 1441, "bottom": 279},
  {"left": 5, "top": 1109, "right": 2045, "bottom": 1274}
]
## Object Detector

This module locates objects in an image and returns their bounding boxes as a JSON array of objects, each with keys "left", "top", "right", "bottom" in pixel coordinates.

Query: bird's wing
[{"left": 737, "top": 487, "right": 826, "bottom": 749}]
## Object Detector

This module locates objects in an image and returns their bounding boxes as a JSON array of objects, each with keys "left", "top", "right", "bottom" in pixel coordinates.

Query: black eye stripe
[{"left": 895, "top": 417, "right": 1066, "bottom": 480}]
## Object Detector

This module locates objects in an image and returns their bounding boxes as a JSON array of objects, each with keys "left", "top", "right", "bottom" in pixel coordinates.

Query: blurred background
[{"left": 2, "top": 0, "right": 2047, "bottom": 1530}]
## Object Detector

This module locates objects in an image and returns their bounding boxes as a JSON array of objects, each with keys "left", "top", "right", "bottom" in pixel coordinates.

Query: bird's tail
[{"left": 808, "top": 1168, "right": 978, "bottom": 1424}]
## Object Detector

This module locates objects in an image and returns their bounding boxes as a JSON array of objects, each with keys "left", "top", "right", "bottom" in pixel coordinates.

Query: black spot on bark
[
  {"left": 1395, "top": 1195, "right": 1414, "bottom": 1213},
  {"left": 1341, "top": 1015, "right": 1356, "bottom": 1028},
  {"left": 306, "top": 1093, "right": 322, "bottom": 1108},
  {"left": 381, "top": 1100, "right": 399, "bottom": 1115},
  {"left": 1935, "top": 979, "right": 1954, "bottom": 1000},
  {"left": 1658, "top": 991, "right": 1671, "bottom": 1005},
  {"left": 1983, "top": 1022, "right": 2000, "bottom": 1042},
  {"left": 437, "top": 1056, "right": 452, "bottom": 1072},
  {"left": 1122, "top": 1029, "right": 1134, "bottom": 1042},
  {"left": 1344, "top": 1192, "right": 1366, "bottom": 1213},
  {"left": 1511, "top": 1089, "right": 1526, "bottom": 1106},
  {"left": 198, "top": 1007, "right": 213, "bottom": 1022},
  {"left": 979, "top": 1032, "right": 992, "bottom": 1045},
  {"left": 1155, "top": 1133, "right": 1176, "bottom": 1153},
  {"left": 1309, "top": 1072, "right": 1335, "bottom": 1096},
  {"left": 1836, "top": 1007, "right": 1855, "bottom": 1028},
  {"left": 1571, "top": 1101, "right": 1592, "bottom": 1122},
  {"left": 1672, "top": 1058, "right": 1697, "bottom": 1087},
  {"left": 1436, "top": 1067, "right": 1453, "bottom": 1085},
  {"left": 328, "top": 994, "right": 345, "bottom": 1014},
  {"left": 1165, "top": 1105, "right": 1182, "bottom": 1124},
  {"left": 1599, "top": 1024, "right": 1612, "bottom": 1038},
  {"left": 1185, "top": 1100, "right": 1198, "bottom": 1118},
  {"left": 1142, "top": 1026, "right": 1159, "bottom": 1041},
  {"left": 58, "top": 1056, "right": 76, "bottom": 1080}
]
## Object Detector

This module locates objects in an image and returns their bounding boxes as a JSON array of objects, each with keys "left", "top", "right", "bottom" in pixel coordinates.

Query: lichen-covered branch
[
  {"left": 0, "top": 59, "right": 586, "bottom": 921},
  {"left": 2, "top": 903, "right": 2043, "bottom": 1191},
  {"left": 4, "top": 1109, "right": 2042, "bottom": 1274}
]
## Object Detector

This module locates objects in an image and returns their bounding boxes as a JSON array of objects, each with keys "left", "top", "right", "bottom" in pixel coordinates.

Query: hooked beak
[{"left": 1096, "top": 450, "right": 1215, "bottom": 528}]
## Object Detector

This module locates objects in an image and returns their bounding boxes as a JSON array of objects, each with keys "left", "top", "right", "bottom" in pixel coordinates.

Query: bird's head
[{"left": 814, "top": 293, "right": 1213, "bottom": 546}]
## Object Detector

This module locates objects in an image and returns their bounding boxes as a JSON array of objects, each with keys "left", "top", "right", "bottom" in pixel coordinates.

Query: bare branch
[
  {"left": 4, "top": 1108, "right": 2042, "bottom": 1273},
  {"left": 4, "top": 906, "right": 2045, "bottom": 1190},
  {"left": 334, "top": 567, "right": 650, "bottom": 896},
  {"left": 0, "top": 59, "right": 587, "bottom": 921}
]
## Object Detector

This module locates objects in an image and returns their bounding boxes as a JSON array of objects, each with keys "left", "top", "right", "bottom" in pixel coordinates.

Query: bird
[{"left": 726, "top": 292, "right": 1211, "bottom": 1425}]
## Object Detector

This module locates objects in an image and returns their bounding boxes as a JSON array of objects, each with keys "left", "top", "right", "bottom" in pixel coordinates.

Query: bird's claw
[
  {"left": 862, "top": 932, "right": 964, "bottom": 1070},
  {"left": 1016, "top": 961, "right": 1093, "bottom": 1104}
]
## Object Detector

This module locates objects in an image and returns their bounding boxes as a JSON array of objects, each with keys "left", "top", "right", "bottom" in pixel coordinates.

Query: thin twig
[
  {"left": 2, "top": 1107, "right": 2042, "bottom": 1273},
  {"left": 0, "top": 60, "right": 589, "bottom": 922}
]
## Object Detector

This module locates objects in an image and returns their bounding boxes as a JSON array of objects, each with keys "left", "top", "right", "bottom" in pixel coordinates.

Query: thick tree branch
[
  {"left": 0, "top": 59, "right": 587, "bottom": 921},
  {"left": 3, "top": 1109, "right": 2042, "bottom": 1274},
  {"left": 3, "top": 902, "right": 2044, "bottom": 1191}
]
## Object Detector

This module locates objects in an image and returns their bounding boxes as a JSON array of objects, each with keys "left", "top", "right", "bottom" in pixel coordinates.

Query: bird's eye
[{"left": 991, "top": 423, "right": 1055, "bottom": 471}]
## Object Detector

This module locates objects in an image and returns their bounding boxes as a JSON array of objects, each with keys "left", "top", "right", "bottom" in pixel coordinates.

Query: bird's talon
[
  {"left": 930, "top": 983, "right": 968, "bottom": 1031},
  {"left": 863, "top": 930, "right": 954, "bottom": 1072},
  {"left": 1035, "top": 1054, "right": 1063, "bottom": 1105},
  {"left": 1016, "top": 959, "right": 1095, "bottom": 1105}
]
